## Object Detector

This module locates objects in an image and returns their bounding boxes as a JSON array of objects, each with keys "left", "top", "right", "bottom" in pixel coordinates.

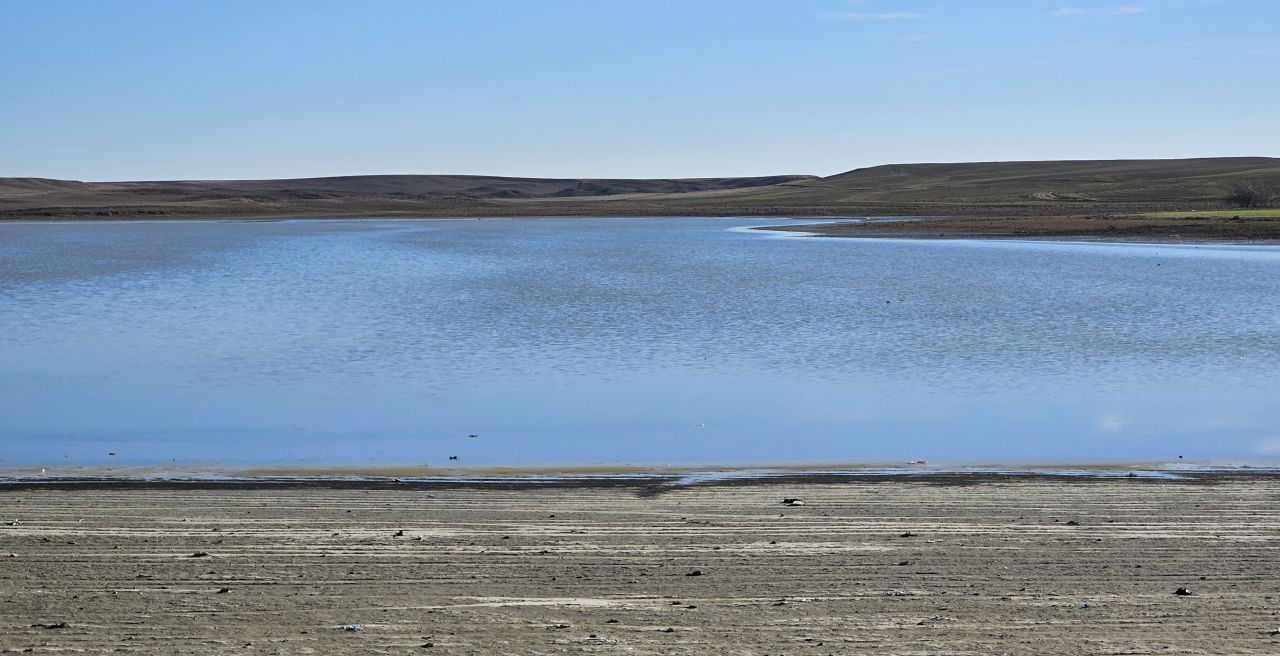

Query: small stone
[
  {"left": 1174, "top": 587, "right": 1193, "bottom": 596},
  {"left": 685, "top": 570, "right": 703, "bottom": 577}
]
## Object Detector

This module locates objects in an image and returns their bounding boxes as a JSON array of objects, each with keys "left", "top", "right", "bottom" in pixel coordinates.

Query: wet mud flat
[{"left": 2, "top": 474, "right": 1279, "bottom": 654}]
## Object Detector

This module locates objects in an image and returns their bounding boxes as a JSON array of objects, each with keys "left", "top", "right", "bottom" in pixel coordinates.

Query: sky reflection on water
[{"left": 2, "top": 217, "right": 1278, "bottom": 468}]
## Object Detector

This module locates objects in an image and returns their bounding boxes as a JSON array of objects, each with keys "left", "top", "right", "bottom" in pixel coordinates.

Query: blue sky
[{"left": 1, "top": 0, "right": 1276, "bottom": 180}]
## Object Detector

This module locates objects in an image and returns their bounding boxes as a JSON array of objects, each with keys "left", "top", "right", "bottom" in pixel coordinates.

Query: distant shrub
[{"left": 1229, "top": 182, "right": 1277, "bottom": 208}]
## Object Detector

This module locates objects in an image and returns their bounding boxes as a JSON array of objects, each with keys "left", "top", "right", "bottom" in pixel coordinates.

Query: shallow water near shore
[{"left": 2, "top": 217, "right": 1278, "bottom": 469}]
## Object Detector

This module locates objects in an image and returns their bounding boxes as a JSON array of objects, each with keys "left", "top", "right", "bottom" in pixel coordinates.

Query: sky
[{"left": 1, "top": 0, "right": 1277, "bottom": 180}]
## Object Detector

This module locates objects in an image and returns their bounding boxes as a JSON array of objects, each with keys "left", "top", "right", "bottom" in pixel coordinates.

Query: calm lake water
[{"left": 2, "top": 217, "right": 1278, "bottom": 470}]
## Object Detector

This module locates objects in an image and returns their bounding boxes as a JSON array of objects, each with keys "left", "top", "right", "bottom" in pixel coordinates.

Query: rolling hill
[
  {"left": 751, "top": 157, "right": 1280, "bottom": 205},
  {"left": 2, "top": 157, "right": 1277, "bottom": 219}
]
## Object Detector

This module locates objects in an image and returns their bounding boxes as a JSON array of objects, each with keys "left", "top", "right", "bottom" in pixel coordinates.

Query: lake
[{"left": 2, "top": 217, "right": 1278, "bottom": 471}]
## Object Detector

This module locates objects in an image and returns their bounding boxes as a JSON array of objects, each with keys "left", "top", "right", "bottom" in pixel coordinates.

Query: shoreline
[
  {"left": 7, "top": 211, "right": 1280, "bottom": 243},
  {"left": 760, "top": 214, "right": 1280, "bottom": 243},
  {"left": 4, "top": 465, "right": 1278, "bottom": 491}
]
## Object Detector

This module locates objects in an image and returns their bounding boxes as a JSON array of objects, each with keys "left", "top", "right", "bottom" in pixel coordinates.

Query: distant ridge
[
  {"left": 1, "top": 174, "right": 815, "bottom": 200},
  {"left": 806, "top": 157, "right": 1280, "bottom": 203},
  {"left": 2, "top": 157, "right": 1277, "bottom": 219}
]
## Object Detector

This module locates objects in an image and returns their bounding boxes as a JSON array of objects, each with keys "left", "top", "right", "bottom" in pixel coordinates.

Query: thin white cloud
[
  {"left": 825, "top": 11, "right": 927, "bottom": 20},
  {"left": 1051, "top": 5, "right": 1147, "bottom": 17}
]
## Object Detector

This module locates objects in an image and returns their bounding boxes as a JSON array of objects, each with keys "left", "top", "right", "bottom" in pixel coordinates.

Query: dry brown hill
[{"left": 3, "top": 157, "right": 1277, "bottom": 219}]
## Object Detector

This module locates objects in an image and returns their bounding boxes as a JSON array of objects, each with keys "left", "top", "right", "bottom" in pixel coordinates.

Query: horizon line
[{"left": 5, "top": 154, "right": 1278, "bottom": 185}]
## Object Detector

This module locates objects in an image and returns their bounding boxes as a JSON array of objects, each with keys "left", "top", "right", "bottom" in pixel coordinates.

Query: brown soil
[
  {"left": 3, "top": 476, "right": 1279, "bottom": 654},
  {"left": 766, "top": 215, "right": 1280, "bottom": 242}
]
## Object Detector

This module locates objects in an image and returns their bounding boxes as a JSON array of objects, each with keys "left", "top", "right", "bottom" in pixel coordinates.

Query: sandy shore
[{"left": 3, "top": 475, "right": 1279, "bottom": 654}]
